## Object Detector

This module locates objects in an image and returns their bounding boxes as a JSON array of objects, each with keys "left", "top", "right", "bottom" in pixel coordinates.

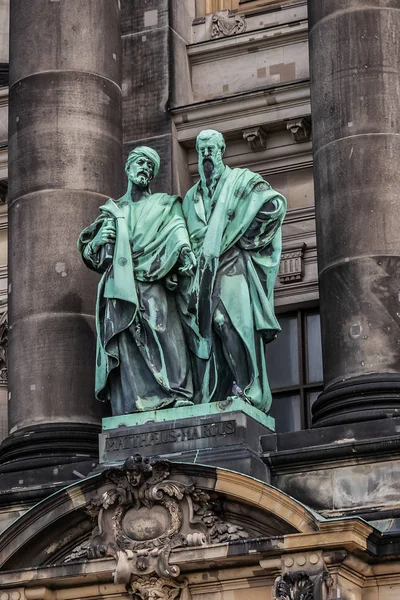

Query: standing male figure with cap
[{"left": 78, "top": 147, "right": 195, "bottom": 415}]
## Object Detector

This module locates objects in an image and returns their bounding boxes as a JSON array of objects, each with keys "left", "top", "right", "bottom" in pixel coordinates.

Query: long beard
[{"left": 199, "top": 156, "right": 223, "bottom": 197}]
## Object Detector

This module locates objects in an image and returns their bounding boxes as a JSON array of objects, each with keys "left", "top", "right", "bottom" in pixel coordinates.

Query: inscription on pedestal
[{"left": 105, "top": 420, "right": 236, "bottom": 454}]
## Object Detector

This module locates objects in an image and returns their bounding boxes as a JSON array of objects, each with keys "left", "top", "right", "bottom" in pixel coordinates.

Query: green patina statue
[
  {"left": 79, "top": 132, "right": 286, "bottom": 418},
  {"left": 78, "top": 147, "right": 195, "bottom": 414},
  {"left": 177, "top": 130, "right": 286, "bottom": 413}
]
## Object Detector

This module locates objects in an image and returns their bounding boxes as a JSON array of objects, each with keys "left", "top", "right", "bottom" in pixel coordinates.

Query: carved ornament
[
  {"left": 286, "top": 118, "right": 312, "bottom": 143},
  {"left": 276, "top": 571, "right": 314, "bottom": 600},
  {"left": 279, "top": 243, "right": 306, "bottom": 284},
  {"left": 211, "top": 12, "right": 247, "bottom": 38},
  {"left": 65, "top": 454, "right": 248, "bottom": 583},
  {"left": 128, "top": 576, "right": 190, "bottom": 600},
  {"left": 275, "top": 570, "right": 333, "bottom": 600},
  {"left": 242, "top": 127, "right": 267, "bottom": 152}
]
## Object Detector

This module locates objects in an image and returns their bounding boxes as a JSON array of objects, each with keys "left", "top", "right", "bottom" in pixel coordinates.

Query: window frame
[{"left": 269, "top": 308, "right": 323, "bottom": 431}]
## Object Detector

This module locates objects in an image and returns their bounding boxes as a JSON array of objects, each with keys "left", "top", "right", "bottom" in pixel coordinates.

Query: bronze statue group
[{"left": 78, "top": 130, "right": 286, "bottom": 417}]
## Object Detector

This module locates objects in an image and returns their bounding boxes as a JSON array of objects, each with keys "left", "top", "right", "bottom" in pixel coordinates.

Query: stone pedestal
[
  {"left": 99, "top": 399, "right": 273, "bottom": 481},
  {"left": 308, "top": 0, "right": 400, "bottom": 426}
]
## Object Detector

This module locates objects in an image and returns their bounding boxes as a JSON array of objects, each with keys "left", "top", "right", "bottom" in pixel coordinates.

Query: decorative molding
[
  {"left": 242, "top": 126, "right": 267, "bottom": 151},
  {"left": 279, "top": 242, "right": 306, "bottom": 284},
  {"left": 284, "top": 204, "right": 314, "bottom": 225},
  {"left": 128, "top": 576, "right": 190, "bottom": 600},
  {"left": 0, "top": 86, "right": 8, "bottom": 108},
  {"left": 211, "top": 12, "right": 247, "bottom": 38},
  {"left": 275, "top": 571, "right": 314, "bottom": 600},
  {"left": 274, "top": 570, "right": 333, "bottom": 600},
  {"left": 65, "top": 454, "right": 249, "bottom": 583},
  {"left": 286, "top": 117, "right": 312, "bottom": 143},
  {"left": 172, "top": 81, "right": 311, "bottom": 147},
  {"left": 188, "top": 20, "right": 307, "bottom": 64}
]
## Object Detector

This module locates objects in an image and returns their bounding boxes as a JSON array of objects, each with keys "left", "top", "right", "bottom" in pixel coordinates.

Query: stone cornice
[{"left": 172, "top": 81, "right": 311, "bottom": 144}]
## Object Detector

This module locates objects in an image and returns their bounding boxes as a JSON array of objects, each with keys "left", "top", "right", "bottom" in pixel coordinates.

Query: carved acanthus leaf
[{"left": 275, "top": 571, "right": 316, "bottom": 600}]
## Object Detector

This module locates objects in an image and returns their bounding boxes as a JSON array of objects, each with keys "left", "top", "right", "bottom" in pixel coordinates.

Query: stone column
[
  {"left": 1, "top": 1, "right": 122, "bottom": 472},
  {"left": 309, "top": 0, "right": 400, "bottom": 426}
]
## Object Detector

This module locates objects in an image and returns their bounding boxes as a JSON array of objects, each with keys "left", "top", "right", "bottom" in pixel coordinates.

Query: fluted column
[
  {"left": 2, "top": 0, "right": 122, "bottom": 468},
  {"left": 309, "top": 0, "right": 400, "bottom": 426}
]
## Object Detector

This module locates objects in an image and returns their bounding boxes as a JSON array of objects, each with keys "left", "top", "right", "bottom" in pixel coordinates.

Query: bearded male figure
[
  {"left": 78, "top": 147, "right": 195, "bottom": 415},
  {"left": 178, "top": 130, "right": 286, "bottom": 413}
]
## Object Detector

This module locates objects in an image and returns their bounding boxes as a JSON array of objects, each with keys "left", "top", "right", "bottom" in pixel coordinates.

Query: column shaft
[
  {"left": 309, "top": 0, "right": 400, "bottom": 426},
  {"left": 3, "top": 1, "right": 122, "bottom": 463}
]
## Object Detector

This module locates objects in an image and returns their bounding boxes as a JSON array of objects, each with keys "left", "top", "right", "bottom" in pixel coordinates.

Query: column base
[
  {"left": 0, "top": 423, "right": 100, "bottom": 507},
  {"left": 312, "top": 374, "right": 400, "bottom": 427}
]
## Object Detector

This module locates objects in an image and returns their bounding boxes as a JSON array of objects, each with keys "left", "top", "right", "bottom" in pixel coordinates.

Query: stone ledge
[{"left": 102, "top": 397, "right": 274, "bottom": 430}]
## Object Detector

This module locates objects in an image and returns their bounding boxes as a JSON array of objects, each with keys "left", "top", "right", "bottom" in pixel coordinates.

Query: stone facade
[{"left": 1, "top": 2, "right": 400, "bottom": 600}]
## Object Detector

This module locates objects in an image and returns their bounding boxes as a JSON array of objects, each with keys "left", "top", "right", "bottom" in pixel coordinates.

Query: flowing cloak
[
  {"left": 178, "top": 165, "right": 286, "bottom": 410},
  {"left": 77, "top": 193, "right": 193, "bottom": 411}
]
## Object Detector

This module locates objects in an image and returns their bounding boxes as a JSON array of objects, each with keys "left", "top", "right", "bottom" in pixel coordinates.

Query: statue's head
[
  {"left": 125, "top": 146, "right": 161, "bottom": 189},
  {"left": 196, "top": 130, "right": 226, "bottom": 187}
]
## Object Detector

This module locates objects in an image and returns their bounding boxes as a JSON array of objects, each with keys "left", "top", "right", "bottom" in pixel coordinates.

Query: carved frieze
[
  {"left": 242, "top": 127, "right": 267, "bottom": 152},
  {"left": 286, "top": 118, "right": 312, "bottom": 143},
  {"left": 211, "top": 12, "right": 246, "bottom": 38},
  {"left": 279, "top": 243, "right": 306, "bottom": 284},
  {"left": 65, "top": 454, "right": 248, "bottom": 583}
]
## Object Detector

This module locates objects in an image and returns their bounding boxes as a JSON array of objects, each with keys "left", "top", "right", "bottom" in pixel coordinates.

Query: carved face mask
[{"left": 128, "top": 156, "right": 155, "bottom": 189}]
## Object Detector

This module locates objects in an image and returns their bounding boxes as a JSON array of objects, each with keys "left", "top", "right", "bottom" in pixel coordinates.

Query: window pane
[
  {"left": 307, "top": 390, "right": 322, "bottom": 428},
  {"left": 270, "top": 394, "right": 301, "bottom": 433},
  {"left": 306, "top": 313, "right": 323, "bottom": 383},
  {"left": 266, "top": 316, "right": 299, "bottom": 389}
]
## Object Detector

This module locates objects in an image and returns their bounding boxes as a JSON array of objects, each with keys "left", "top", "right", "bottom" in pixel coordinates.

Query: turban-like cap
[{"left": 125, "top": 146, "right": 161, "bottom": 179}]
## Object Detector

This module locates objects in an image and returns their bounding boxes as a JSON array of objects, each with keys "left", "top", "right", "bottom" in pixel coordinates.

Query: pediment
[{"left": 0, "top": 456, "right": 319, "bottom": 577}]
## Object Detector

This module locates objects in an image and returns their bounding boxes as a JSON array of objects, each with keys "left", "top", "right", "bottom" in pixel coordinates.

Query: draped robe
[
  {"left": 78, "top": 193, "right": 193, "bottom": 415},
  {"left": 178, "top": 166, "right": 286, "bottom": 412}
]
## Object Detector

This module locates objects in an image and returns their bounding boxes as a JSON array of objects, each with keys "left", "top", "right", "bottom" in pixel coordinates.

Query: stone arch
[{"left": 0, "top": 460, "right": 320, "bottom": 572}]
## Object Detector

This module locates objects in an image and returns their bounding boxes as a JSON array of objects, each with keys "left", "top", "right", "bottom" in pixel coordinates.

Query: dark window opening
[{"left": 266, "top": 309, "right": 323, "bottom": 432}]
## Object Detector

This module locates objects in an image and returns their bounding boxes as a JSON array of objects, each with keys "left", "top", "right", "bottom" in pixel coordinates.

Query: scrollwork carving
[
  {"left": 128, "top": 576, "right": 190, "bottom": 600},
  {"left": 211, "top": 13, "right": 246, "bottom": 38},
  {"left": 65, "top": 454, "right": 249, "bottom": 583},
  {"left": 242, "top": 127, "right": 267, "bottom": 152},
  {"left": 286, "top": 118, "right": 312, "bottom": 143}
]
